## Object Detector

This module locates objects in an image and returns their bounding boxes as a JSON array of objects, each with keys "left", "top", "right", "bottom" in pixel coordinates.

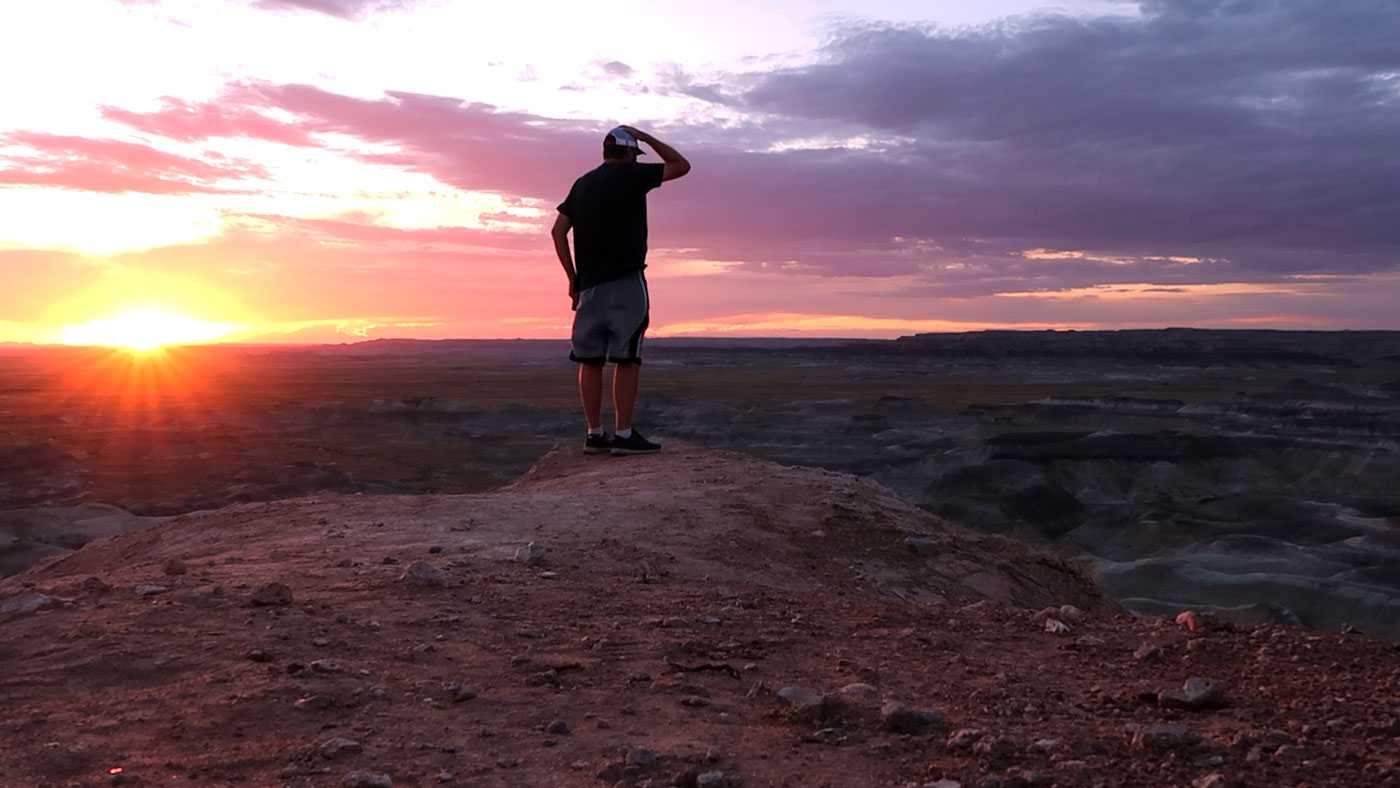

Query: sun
[{"left": 56, "top": 308, "right": 239, "bottom": 351}]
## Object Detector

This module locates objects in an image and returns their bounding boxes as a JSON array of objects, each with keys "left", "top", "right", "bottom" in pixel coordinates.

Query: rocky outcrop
[{"left": 2, "top": 443, "right": 1396, "bottom": 787}]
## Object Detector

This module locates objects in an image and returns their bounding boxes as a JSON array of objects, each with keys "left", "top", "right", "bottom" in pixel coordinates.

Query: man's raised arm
[{"left": 622, "top": 125, "right": 691, "bottom": 182}]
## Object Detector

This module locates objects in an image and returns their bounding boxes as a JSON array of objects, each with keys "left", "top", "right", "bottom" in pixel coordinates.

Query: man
[{"left": 551, "top": 125, "right": 691, "bottom": 455}]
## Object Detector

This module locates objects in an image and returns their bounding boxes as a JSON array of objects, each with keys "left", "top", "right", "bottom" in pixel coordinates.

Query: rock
[
  {"left": 295, "top": 694, "right": 337, "bottom": 711},
  {"left": 447, "top": 683, "right": 478, "bottom": 702},
  {"left": 986, "top": 768, "right": 1049, "bottom": 787},
  {"left": 946, "top": 728, "right": 987, "bottom": 751},
  {"left": 776, "top": 686, "right": 837, "bottom": 721},
  {"left": 80, "top": 576, "right": 112, "bottom": 593},
  {"left": 973, "top": 736, "right": 1016, "bottom": 759},
  {"left": 925, "top": 781, "right": 962, "bottom": 788},
  {"left": 162, "top": 558, "right": 187, "bottom": 576},
  {"left": 1193, "top": 773, "right": 1229, "bottom": 788},
  {"left": 1133, "top": 643, "right": 1162, "bottom": 661},
  {"left": 0, "top": 593, "right": 60, "bottom": 615},
  {"left": 319, "top": 737, "right": 363, "bottom": 759},
  {"left": 1175, "top": 610, "right": 1218, "bottom": 633},
  {"left": 1160, "top": 677, "right": 1227, "bottom": 711},
  {"left": 1029, "top": 738, "right": 1061, "bottom": 754},
  {"left": 516, "top": 542, "right": 546, "bottom": 567},
  {"left": 244, "top": 649, "right": 273, "bottom": 663},
  {"left": 626, "top": 747, "right": 660, "bottom": 769},
  {"left": 835, "top": 682, "right": 880, "bottom": 705},
  {"left": 134, "top": 585, "right": 169, "bottom": 597},
  {"left": 251, "top": 582, "right": 293, "bottom": 606},
  {"left": 904, "top": 536, "right": 937, "bottom": 556},
  {"left": 1273, "top": 744, "right": 1312, "bottom": 762},
  {"left": 545, "top": 719, "right": 570, "bottom": 735},
  {"left": 1043, "top": 618, "right": 1071, "bottom": 635},
  {"left": 880, "top": 701, "right": 946, "bottom": 734},
  {"left": 1132, "top": 724, "right": 1199, "bottom": 751},
  {"left": 429, "top": 546, "right": 444, "bottom": 554},
  {"left": 696, "top": 771, "right": 727, "bottom": 788},
  {"left": 311, "top": 659, "right": 343, "bottom": 674},
  {"left": 401, "top": 561, "right": 446, "bottom": 588},
  {"left": 1057, "top": 605, "right": 1085, "bottom": 621},
  {"left": 342, "top": 771, "right": 392, "bottom": 788}
]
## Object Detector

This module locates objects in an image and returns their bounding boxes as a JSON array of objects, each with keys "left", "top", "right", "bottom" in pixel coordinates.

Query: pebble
[
  {"left": 320, "top": 737, "right": 363, "bottom": 759},
  {"left": 776, "top": 686, "right": 832, "bottom": 721},
  {"left": 1192, "top": 775, "right": 1228, "bottom": 788},
  {"left": 134, "top": 585, "right": 170, "bottom": 597},
  {"left": 162, "top": 558, "right": 187, "bottom": 576},
  {"left": 545, "top": 719, "right": 570, "bottom": 735},
  {"left": 946, "top": 728, "right": 986, "bottom": 752},
  {"left": 1133, "top": 643, "right": 1162, "bottom": 661},
  {"left": 835, "top": 682, "right": 880, "bottom": 705},
  {"left": 295, "top": 694, "right": 337, "bottom": 711},
  {"left": 80, "top": 577, "right": 112, "bottom": 593},
  {"left": 972, "top": 736, "right": 1016, "bottom": 759},
  {"left": 251, "top": 582, "right": 293, "bottom": 606},
  {"left": 1132, "top": 723, "right": 1199, "bottom": 751},
  {"left": 516, "top": 542, "right": 546, "bottom": 566},
  {"left": 447, "top": 683, "right": 477, "bottom": 702},
  {"left": 880, "top": 701, "right": 946, "bottom": 734},
  {"left": 626, "top": 748, "right": 659, "bottom": 768},
  {"left": 401, "top": 561, "right": 446, "bottom": 588},
  {"left": 697, "top": 771, "right": 727, "bottom": 788},
  {"left": 1160, "top": 677, "right": 1227, "bottom": 711},
  {"left": 1057, "top": 605, "right": 1085, "bottom": 621},
  {"left": 342, "top": 771, "right": 392, "bottom": 788},
  {"left": 904, "top": 536, "right": 937, "bottom": 556}
]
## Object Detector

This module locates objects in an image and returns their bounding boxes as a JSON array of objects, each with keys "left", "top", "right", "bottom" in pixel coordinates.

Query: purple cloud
[{"left": 94, "top": 0, "right": 1400, "bottom": 298}]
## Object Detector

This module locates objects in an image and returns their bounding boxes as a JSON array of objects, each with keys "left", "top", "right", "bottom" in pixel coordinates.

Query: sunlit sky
[{"left": 2, "top": 0, "right": 1397, "bottom": 345}]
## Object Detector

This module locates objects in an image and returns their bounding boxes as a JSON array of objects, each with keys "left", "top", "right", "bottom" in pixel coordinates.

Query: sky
[{"left": 1, "top": 0, "right": 1397, "bottom": 344}]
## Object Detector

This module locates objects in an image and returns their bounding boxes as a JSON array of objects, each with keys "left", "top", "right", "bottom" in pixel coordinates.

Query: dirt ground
[{"left": 2, "top": 443, "right": 1397, "bottom": 787}]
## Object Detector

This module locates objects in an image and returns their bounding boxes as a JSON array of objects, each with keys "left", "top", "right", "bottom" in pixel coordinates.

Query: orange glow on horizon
[{"left": 56, "top": 307, "right": 240, "bottom": 351}]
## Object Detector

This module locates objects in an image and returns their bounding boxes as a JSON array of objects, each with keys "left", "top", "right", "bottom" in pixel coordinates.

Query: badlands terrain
[
  {"left": 3, "top": 330, "right": 1399, "bottom": 637},
  {"left": 3, "top": 443, "right": 1399, "bottom": 787}
]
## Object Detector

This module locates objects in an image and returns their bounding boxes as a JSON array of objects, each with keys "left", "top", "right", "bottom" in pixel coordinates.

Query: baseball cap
[{"left": 604, "top": 126, "right": 646, "bottom": 155}]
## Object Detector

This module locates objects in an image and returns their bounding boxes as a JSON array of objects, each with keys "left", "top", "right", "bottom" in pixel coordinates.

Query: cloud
[
  {"left": 598, "top": 60, "right": 635, "bottom": 79},
  {"left": 0, "top": 131, "right": 267, "bottom": 194},
  {"left": 92, "top": 0, "right": 1400, "bottom": 300},
  {"left": 100, "top": 97, "right": 318, "bottom": 147},
  {"left": 720, "top": 1, "right": 1400, "bottom": 261},
  {"left": 249, "top": 0, "right": 419, "bottom": 19}
]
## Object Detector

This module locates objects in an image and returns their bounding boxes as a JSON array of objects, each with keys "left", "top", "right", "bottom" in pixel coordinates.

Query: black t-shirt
[{"left": 557, "top": 162, "right": 665, "bottom": 291}]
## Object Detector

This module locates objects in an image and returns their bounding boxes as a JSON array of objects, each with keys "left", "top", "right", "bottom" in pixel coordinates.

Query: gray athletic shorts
[{"left": 570, "top": 271, "right": 650, "bottom": 365}]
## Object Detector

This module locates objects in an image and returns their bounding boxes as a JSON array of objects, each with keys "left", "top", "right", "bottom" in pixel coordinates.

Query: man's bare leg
[
  {"left": 578, "top": 363, "right": 604, "bottom": 431},
  {"left": 613, "top": 362, "right": 640, "bottom": 432}
]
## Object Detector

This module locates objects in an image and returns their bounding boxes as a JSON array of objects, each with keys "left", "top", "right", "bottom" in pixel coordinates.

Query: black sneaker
[
  {"left": 583, "top": 433, "right": 613, "bottom": 455},
  {"left": 610, "top": 430, "right": 661, "bottom": 455}
]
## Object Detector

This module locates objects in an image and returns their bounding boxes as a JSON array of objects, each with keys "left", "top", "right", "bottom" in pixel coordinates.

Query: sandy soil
[{"left": 1, "top": 443, "right": 1397, "bottom": 787}]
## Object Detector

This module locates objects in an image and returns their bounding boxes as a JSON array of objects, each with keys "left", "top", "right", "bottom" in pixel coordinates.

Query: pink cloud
[
  {"left": 0, "top": 131, "right": 266, "bottom": 194},
  {"left": 100, "top": 98, "right": 317, "bottom": 147}
]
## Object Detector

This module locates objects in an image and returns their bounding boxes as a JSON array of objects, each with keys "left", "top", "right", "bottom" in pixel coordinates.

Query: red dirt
[{"left": 1, "top": 443, "right": 1397, "bottom": 787}]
